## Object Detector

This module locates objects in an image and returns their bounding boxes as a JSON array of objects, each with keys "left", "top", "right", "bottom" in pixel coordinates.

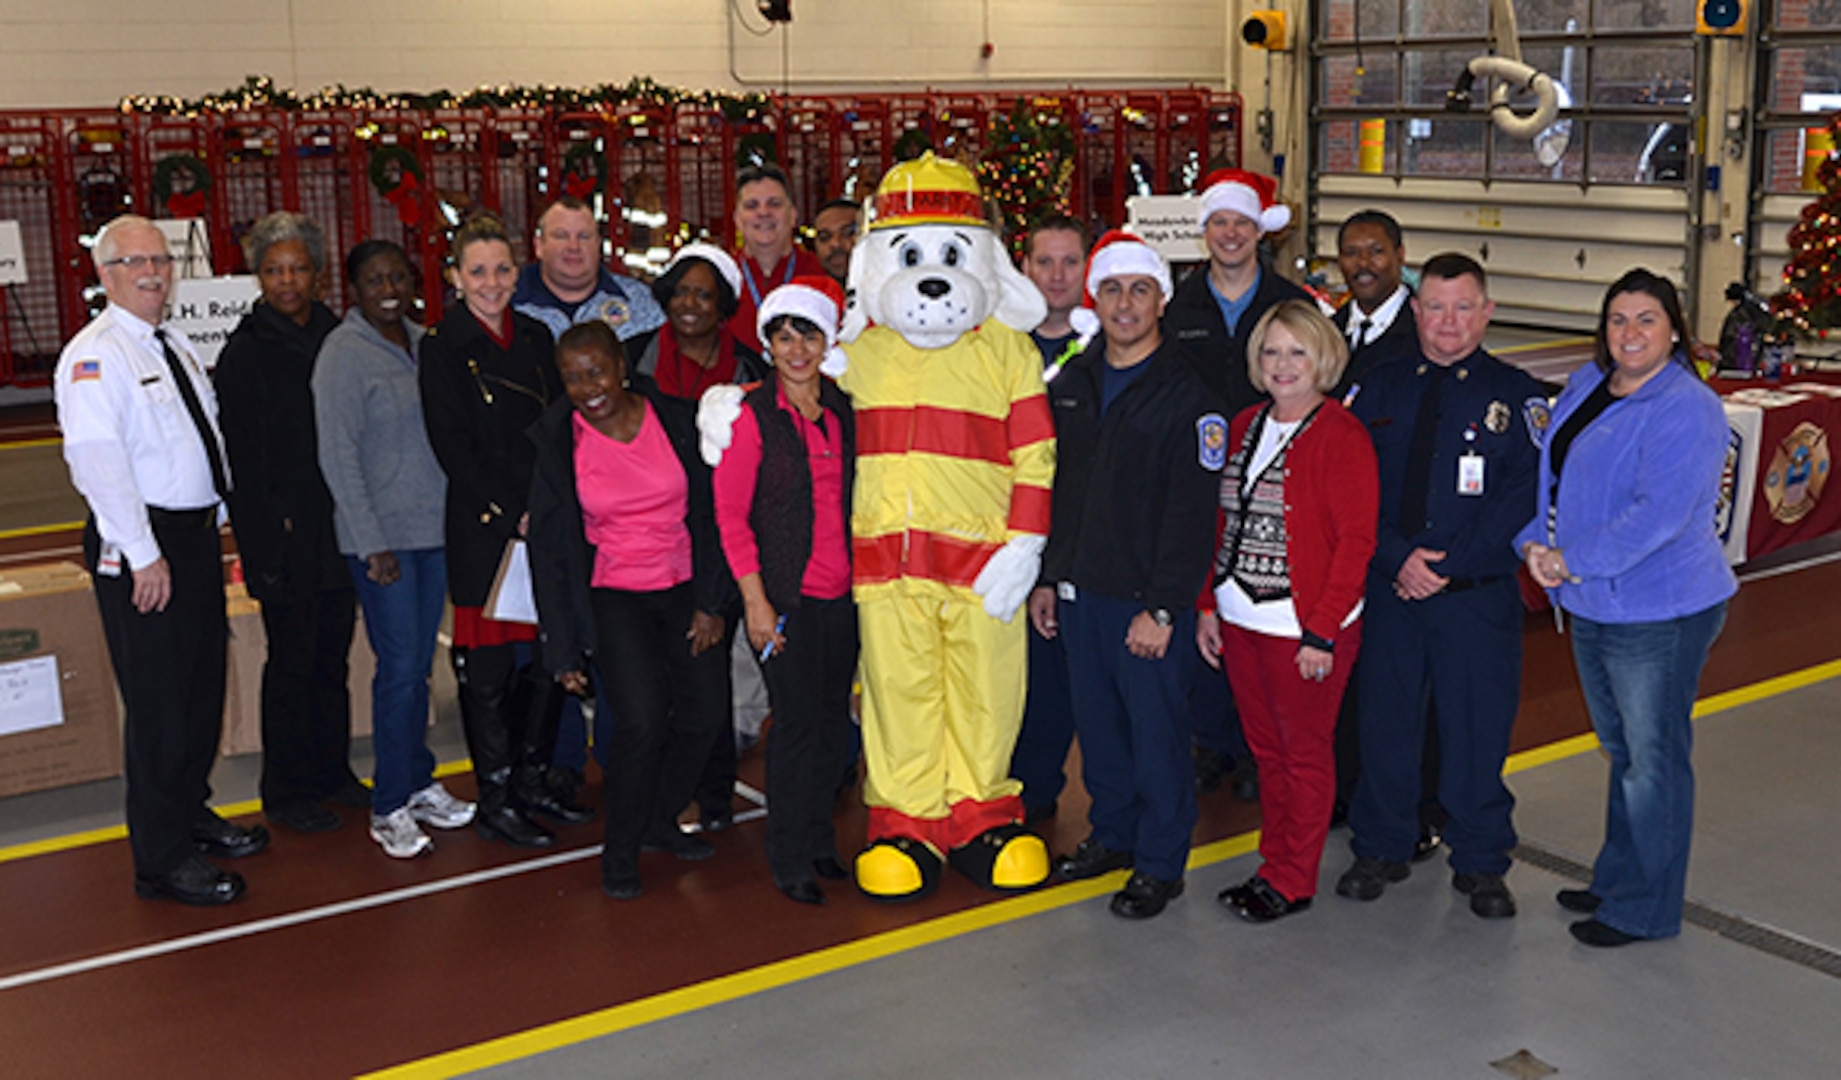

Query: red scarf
[
  {"left": 471, "top": 308, "right": 514, "bottom": 350},
  {"left": 653, "top": 324, "right": 739, "bottom": 400}
]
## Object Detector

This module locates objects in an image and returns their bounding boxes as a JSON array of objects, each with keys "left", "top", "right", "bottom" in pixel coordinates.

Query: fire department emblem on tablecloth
[{"left": 1764, "top": 421, "right": 1830, "bottom": 524}]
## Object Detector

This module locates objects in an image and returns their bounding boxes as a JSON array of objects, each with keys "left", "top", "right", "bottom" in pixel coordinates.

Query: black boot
[
  {"left": 515, "top": 763, "right": 593, "bottom": 825},
  {"left": 452, "top": 646, "right": 515, "bottom": 780},
  {"left": 475, "top": 768, "right": 555, "bottom": 848}
]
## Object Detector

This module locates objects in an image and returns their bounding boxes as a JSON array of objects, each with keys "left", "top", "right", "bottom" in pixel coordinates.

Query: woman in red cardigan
[{"left": 1197, "top": 300, "right": 1378, "bottom": 923}]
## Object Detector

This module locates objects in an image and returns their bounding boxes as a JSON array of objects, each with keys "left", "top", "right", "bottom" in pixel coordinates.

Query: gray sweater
[{"left": 312, "top": 308, "right": 447, "bottom": 558}]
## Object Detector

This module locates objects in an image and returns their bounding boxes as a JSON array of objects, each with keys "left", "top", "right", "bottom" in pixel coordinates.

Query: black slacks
[
  {"left": 257, "top": 586, "right": 358, "bottom": 808},
  {"left": 86, "top": 513, "right": 227, "bottom": 876},
  {"left": 591, "top": 584, "right": 728, "bottom": 878},
  {"left": 759, "top": 595, "right": 858, "bottom": 887}
]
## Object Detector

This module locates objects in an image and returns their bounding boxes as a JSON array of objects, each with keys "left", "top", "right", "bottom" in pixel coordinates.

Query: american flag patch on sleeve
[{"left": 72, "top": 359, "right": 101, "bottom": 382}]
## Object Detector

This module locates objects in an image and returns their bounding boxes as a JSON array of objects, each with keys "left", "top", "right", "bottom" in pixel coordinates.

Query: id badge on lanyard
[{"left": 1457, "top": 425, "right": 1484, "bottom": 496}]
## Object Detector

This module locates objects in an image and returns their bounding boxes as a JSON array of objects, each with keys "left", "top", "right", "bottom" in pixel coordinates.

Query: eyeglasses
[{"left": 102, "top": 254, "right": 176, "bottom": 270}]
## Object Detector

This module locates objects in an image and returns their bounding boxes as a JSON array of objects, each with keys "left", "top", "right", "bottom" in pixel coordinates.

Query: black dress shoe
[
  {"left": 135, "top": 856, "right": 246, "bottom": 906},
  {"left": 1335, "top": 856, "right": 1409, "bottom": 901},
  {"left": 1109, "top": 872, "right": 1184, "bottom": 919},
  {"left": 1570, "top": 917, "right": 1641, "bottom": 947},
  {"left": 642, "top": 829, "right": 715, "bottom": 861},
  {"left": 519, "top": 784, "right": 594, "bottom": 826},
  {"left": 1412, "top": 822, "right": 1443, "bottom": 863},
  {"left": 700, "top": 808, "right": 735, "bottom": 834},
  {"left": 1557, "top": 888, "right": 1602, "bottom": 913},
  {"left": 602, "top": 874, "right": 643, "bottom": 900},
  {"left": 1453, "top": 871, "right": 1517, "bottom": 918},
  {"left": 266, "top": 801, "right": 341, "bottom": 834},
  {"left": 1225, "top": 876, "right": 1313, "bottom": 924},
  {"left": 324, "top": 777, "right": 374, "bottom": 809},
  {"left": 812, "top": 854, "right": 848, "bottom": 881},
  {"left": 475, "top": 806, "right": 555, "bottom": 849},
  {"left": 1216, "top": 879, "right": 1257, "bottom": 910},
  {"left": 192, "top": 818, "right": 271, "bottom": 858},
  {"left": 1053, "top": 837, "right": 1133, "bottom": 881},
  {"left": 779, "top": 879, "right": 826, "bottom": 906}
]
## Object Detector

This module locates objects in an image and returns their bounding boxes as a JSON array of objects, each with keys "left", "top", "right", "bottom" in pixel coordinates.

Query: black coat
[
  {"left": 213, "top": 300, "right": 345, "bottom": 603},
  {"left": 1163, "top": 260, "right": 1311, "bottom": 418},
  {"left": 1332, "top": 299, "right": 1419, "bottom": 398},
  {"left": 525, "top": 378, "right": 734, "bottom": 676},
  {"left": 419, "top": 306, "right": 561, "bottom": 607},
  {"left": 1040, "top": 338, "right": 1225, "bottom": 614}
]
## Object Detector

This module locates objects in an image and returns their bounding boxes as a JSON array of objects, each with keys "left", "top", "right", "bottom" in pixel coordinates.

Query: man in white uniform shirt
[{"left": 57, "top": 214, "right": 266, "bottom": 906}]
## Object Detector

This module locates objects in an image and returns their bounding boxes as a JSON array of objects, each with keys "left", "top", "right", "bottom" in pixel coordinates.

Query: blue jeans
[
  {"left": 349, "top": 550, "right": 448, "bottom": 815},
  {"left": 1569, "top": 601, "right": 1726, "bottom": 939}
]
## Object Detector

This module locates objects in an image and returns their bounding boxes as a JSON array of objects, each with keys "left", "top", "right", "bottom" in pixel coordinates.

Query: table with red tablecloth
[{"left": 1714, "top": 372, "right": 1840, "bottom": 564}]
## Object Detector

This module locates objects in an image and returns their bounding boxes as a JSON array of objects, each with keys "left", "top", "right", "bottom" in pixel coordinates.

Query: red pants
[{"left": 1221, "top": 620, "right": 1362, "bottom": 901}]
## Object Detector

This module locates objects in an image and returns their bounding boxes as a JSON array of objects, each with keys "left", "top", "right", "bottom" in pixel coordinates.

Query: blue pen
[{"left": 759, "top": 614, "right": 788, "bottom": 661}]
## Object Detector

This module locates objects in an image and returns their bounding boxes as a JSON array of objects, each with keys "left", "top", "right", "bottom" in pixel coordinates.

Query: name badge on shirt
[
  {"left": 1057, "top": 582, "right": 1078, "bottom": 602},
  {"left": 1458, "top": 451, "right": 1485, "bottom": 496}
]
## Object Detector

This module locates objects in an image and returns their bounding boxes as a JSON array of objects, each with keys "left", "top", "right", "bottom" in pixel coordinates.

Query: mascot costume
[{"left": 703, "top": 153, "right": 1054, "bottom": 901}]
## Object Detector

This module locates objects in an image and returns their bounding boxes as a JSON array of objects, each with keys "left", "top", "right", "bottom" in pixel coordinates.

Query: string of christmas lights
[
  {"left": 978, "top": 97, "right": 1076, "bottom": 258},
  {"left": 1774, "top": 110, "right": 1841, "bottom": 338}
]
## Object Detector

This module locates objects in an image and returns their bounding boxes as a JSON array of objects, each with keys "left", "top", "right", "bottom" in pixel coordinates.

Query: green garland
[
  {"left": 151, "top": 153, "right": 212, "bottom": 204},
  {"left": 367, "top": 145, "right": 422, "bottom": 195},
  {"left": 121, "top": 74, "right": 774, "bottom": 123}
]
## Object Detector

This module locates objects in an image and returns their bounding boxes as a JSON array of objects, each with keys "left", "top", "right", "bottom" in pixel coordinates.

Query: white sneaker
[
  {"left": 406, "top": 781, "right": 477, "bottom": 830},
  {"left": 370, "top": 807, "right": 434, "bottom": 859}
]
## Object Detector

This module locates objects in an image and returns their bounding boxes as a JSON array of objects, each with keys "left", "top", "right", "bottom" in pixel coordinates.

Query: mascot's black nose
[{"left": 918, "top": 278, "right": 951, "bottom": 299}]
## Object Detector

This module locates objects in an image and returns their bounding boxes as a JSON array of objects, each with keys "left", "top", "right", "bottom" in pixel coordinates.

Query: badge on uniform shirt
[
  {"left": 1523, "top": 396, "right": 1552, "bottom": 447},
  {"left": 72, "top": 359, "right": 101, "bottom": 383},
  {"left": 594, "top": 296, "right": 633, "bottom": 330},
  {"left": 1197, "top": 413, "right": 1228, "bottom": 472},
  {"left": 1458, "top": 450, "right": 1486, "bottom": 496},
  {"left": 96, "top": 540, "right": 122, "bottom": 578},
  {"left": 1484, "top": 400, "right": 1509, "bottom": 435}
]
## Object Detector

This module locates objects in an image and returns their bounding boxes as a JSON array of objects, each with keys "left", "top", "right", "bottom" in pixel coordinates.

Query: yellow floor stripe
[
  {"left": 1497, "top": 336, "right": 1593, "bottom": 355},
  {"left": 358, "top": 831, "right": 1262, "bottom": 1080},
  {"left": 0, "top": 436, "right": 63, "bottom": 451},
  {"left": 0, "top": 520, "right": 83, "bottom": 541}
]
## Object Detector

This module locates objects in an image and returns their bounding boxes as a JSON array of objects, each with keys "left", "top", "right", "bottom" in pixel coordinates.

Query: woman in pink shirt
[
  {"left": 712, "top": 278, "right": 857, "bottom": 905},
  {"left": 526, "top": 321, "right": 734, "bottom": 899}
]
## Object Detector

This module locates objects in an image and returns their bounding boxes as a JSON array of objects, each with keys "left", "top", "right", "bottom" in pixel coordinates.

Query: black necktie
[
  {"left": 156, "top": 329, "right": 228, "bottom": 501},
  {"left": 1397, "top": 365, "right": 1450, "bottom": 539},
  {"left": 1356, "top": 317, "right": 1373, "bottom": 349}
]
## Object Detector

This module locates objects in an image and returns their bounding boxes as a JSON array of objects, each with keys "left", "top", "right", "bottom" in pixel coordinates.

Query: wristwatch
[{"left": 1148, "top": 607, "right": 1174, "bottom": 628}]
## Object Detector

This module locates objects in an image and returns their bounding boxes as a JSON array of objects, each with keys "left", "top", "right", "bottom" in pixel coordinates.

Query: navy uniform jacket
[
  {"left": 1163, "top": 260, "right": 1310, "bottom": 418},
  {"left": 1332, "top": 301, "right": 1418, "bottom": 400},
  {"left": 1040, "top": 338, "right": 1225, "bottom": 615},
  {"left": 1350, "top": 347, "right": 1542, "bottom": 587}
]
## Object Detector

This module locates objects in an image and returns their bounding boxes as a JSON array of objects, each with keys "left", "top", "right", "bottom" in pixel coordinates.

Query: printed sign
[
  {"left": 166, "top": 275, "right": 260, "bottom": 369},
  {"left": 1126, "top": 195, "right": 1206, "bottom": 263},
  {"left": 0, "top": 220, "right": 25, "bottom": 285}
]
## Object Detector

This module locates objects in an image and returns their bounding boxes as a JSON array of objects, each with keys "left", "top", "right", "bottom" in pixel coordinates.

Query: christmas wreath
[
  {"left": 152, "top": 153, "right": 212, "bottom": 218},
  {"left": 368, "top": 145, "right": 424, "bottom": 226},
  {"left": 560, "top": 141, "right": 605, "bottom": 199}
]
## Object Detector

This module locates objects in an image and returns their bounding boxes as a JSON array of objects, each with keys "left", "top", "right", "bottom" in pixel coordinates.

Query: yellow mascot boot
[
  {"left": 855, "top": 837, "right": 944, "bottom": 904},
  {"left": 948, "top": 824, "right": 1050, "bottom": 892}
]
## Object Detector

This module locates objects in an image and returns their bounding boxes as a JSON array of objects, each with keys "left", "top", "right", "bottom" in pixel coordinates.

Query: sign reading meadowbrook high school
[{"left": 1126, "top": 195, "right": 1207, "bottom": 263}]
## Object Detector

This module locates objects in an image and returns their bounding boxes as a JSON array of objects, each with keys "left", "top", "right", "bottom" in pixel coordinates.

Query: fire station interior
[{"left": 2, "top": 1, "right": 1839, "bottom": 1077}]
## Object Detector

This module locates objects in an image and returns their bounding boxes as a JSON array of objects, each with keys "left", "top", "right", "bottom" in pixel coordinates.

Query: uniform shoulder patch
[
  {"left": 594, "top": 296, "right": 632, "bottom": 328},
  {"left": 1197, "top": 412, "right": 1228, "bottom": 472},
  {"left": 1523, "top": 396, "right": 1552, "bottom": 447},
  {"left": 71, "top": 358, "right": 101, "bottom": 383}
]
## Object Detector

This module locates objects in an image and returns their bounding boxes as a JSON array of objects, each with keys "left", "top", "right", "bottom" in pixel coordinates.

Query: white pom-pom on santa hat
[
  {"left": 1196, "top": 168, "right": 1292, "bottom": 235},
  {"left": 758, "top": 276, "right": 849, "bottom": 374}
]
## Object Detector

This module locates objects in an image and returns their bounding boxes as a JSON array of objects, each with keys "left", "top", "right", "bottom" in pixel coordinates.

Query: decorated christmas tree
[
  {"left": 977, "top": 98, "right": 1076, "bottom": 258},
  {"left": 1774, "top": 110, "right": 1841, "bottom": 337}
]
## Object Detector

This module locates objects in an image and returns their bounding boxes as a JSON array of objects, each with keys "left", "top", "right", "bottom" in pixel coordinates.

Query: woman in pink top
[
  {"left": 526, "top": 321, "right": 734, "bottom": 899},
  {"left": 711, "top": 278, "right": 857, "bottom": 906}
]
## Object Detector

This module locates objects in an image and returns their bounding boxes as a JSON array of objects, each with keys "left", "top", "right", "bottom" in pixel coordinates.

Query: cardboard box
[
  {"left": 221, "top": 583, "right": 437, "bottom": 757},
  {"left": 0, "top": 562, "right": 123, "bottom": 797}
]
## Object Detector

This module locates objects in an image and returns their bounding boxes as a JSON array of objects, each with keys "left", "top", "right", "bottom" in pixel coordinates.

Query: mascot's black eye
[
  {"left": 942, "top": 244, "right": 962, "bottom": 268},
  {"left": 898, "top": 241, "right": 922, "bottom": 268}
]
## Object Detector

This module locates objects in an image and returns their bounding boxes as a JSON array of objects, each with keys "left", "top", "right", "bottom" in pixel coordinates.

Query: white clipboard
[{"left": 484, "top": 539, "right": 539, "bottom": 625}]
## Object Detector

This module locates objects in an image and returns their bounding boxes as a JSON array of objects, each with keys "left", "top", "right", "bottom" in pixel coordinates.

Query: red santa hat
[
  {"left": 1196, "top": 168, "right": 1291, "bottom": 234},
  {"left": 757, "top": 276, "right": 848, "bottom": 372},
  {"left": 1061, "top": 229, "right": 1170, "bottom": 342}
]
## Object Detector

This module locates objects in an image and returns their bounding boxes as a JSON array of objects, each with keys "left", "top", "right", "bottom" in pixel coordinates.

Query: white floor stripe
[
  {"left": 0, "top": 844, "right": 604, "bottom": 993},
  {"left": 1737, "top": 546, "right": 1841, "bottom": 583}
]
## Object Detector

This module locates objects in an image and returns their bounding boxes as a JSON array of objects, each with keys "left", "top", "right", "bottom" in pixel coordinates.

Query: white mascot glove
[
  {"left": 973, "top": 534, "right": 1047, "bottom": 623},
  {"left": 697, "top": 383, "right": 746, "bottom": 467}
]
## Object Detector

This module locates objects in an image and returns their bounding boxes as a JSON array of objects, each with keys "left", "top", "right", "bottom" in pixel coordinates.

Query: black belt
[
  {"left": 147, "top": 505, "right": 218, "bottom": 529},
  {"left": 1441, "top": 574, "right": 1506, "bottom": 595}
]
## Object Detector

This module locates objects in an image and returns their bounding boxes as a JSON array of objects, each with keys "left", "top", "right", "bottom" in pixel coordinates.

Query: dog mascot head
[{"left": 842, "top": 152, "right": 1045, "bottom": 349}]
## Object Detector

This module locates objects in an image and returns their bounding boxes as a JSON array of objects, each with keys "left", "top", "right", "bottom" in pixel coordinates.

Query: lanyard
[{"left": 740, "top": 253, "right": 796, "bottom": 309}]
